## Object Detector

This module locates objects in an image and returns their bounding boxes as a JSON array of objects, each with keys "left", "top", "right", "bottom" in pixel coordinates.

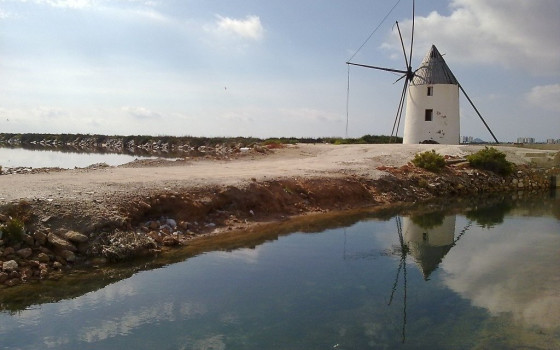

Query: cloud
[
  {"left": 384, "top": 0, "right": 560, "bottom": 75},
  {"left": 526, "top": 84, "right": 560, "bottom": 112},
  {"left": 213, "top": 15, "right": 264, "bottom": 41},
  {"left": 441, "top": 219, "right": 560, "bottom": 330},
  {"left": 122, "top": 106, "right": 162, "bottom": 120},
  {"left": 33, "top": 0, "right": 95, "bottom": 9}
]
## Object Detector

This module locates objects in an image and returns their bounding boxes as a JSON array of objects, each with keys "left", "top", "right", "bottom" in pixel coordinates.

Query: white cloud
[
  {"left": 214, "top": 15, "right": 264, "bottom": 41},
  {"left": 441, "top": 219, "right": 560, "bottom": 330},
  {"left": 526, "top": 84, "right": 560, "bottom": 112},
  {"left": 34, "top": 0, "right": 95, "bottom": 9},
  {"left": 385, "top": 0, "right": 560, "bottom": 75},
  {"left": 122, "top": 106, "right": 162, "bottom": 120}
]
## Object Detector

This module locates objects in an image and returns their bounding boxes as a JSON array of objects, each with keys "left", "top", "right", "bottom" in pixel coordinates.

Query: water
[
  {"left": 0, "top": 147, "right": 159, "bottom": 169},
  {"left": 0, "top": 194, "right": 559, "bottom": 349}
]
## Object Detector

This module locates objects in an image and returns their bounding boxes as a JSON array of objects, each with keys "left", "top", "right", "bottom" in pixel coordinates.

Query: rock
[
  {"left": 162, "top": 236, "right": 179, "bottom": 246},
  {"left": 149, "top": 221, "right": 160, "bottom": 230},
  {"left": 22, "top": 234, "right": 34, "bottom": 246},
  {"left": 178, "top": 221, "right": 190, "bottom": 230},
  {"left": 52, "top": 261, "right": 63, "bottom": 269},
  {"left": 16, "top": 248, "right": 33, "bottom": 259},
  {"left": 20, "top": 267, "right": 33, "bottom": 281},
  {"left": 147, "top": 231, "right": 163, "bottom": 244},
  {"left": 0, "top": 272, "right": 8, "bottom": 283},
  {"left": 28, "top": 260, "right": 40, "bottom": 268},
  {"left": 62, "top": 231, "right": 88, "bottom": 243},
  {"left": 47, "top": 233, "right": 77, "bottom": 252},
  {"left": 166, "top": 218, "right": 177, "bottom": 228},
  {"left": 33, "top": 231, "right": 48, "bottom": 246},
  {"left": 58, "top": 250, "right": 76, "bottom": 262},
  {"left": 3, "top": 247, "right": 15, "bottom": 257},
  {"left": 2, "top": 260, "right": 18, "bottom": 271},
  {"left": 37, "top": 253, "right": 50, "bottom": 263},
  {"left": 0, "top": 214, "right": 8, "bottom": 222},
  {"left": 4, "top": 278, "right": 21, "bottom": 287}
]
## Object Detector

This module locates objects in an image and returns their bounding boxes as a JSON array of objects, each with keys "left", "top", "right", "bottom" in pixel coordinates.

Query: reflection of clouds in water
[
  {"left": 441, "top": 217, "right": 560, "bottom": 329},
  {"left": 43, "top": 335, "right": 70, "bottom": 348},
  {"left": 5, "top": 282, "right": 140, "bottom": 334},
  {"left": 78, "top": 301, "right": 207, "bottom": 343},
  {"left": 56, "top": 282, "right": 139, "bottom": 315},
  {"left": 188, "top": 335, "right": 226, "bottom": 350},
  {"left": 213, "top": 247, "right": 262, "bottom": 264}
]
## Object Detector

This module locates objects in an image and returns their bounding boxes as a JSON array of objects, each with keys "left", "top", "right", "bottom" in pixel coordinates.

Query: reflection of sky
[
  {"left": 440, "top": 216, "right": 560, "bottom": 329},
  {"left": 0, "top": 210, "right": 558, "bottom": 348},
  {"left": 0, "top": 148, "right": 155, "bottom": 168}
]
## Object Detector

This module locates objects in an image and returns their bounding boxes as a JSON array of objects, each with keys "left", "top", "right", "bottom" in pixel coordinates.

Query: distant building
[
  {"left": 517, "top": 137, "right": 535, "bottom": 144},
  {"left": 546, "top": 139, "right": 559, "bottom": 144},
  {"left": 461, "top": 136, "right": 474, "bottom": 144}
]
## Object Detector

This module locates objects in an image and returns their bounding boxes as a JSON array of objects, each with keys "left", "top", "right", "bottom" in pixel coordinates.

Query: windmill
[{"left": 346, "top": 0, "right": 499, "bottom": 144}]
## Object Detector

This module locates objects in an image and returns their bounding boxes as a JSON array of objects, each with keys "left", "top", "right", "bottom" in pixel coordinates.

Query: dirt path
[{"left": 4, "top": 143, "right": 547, "bottom": 204}]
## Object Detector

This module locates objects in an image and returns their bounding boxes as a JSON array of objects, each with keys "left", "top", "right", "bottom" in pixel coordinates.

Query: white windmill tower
[
  {"left": 403, "top": 45, "right": 460, "bottom": 144},
  {"left": 347, "top": 0, "right": 499, "bottom": 144}
]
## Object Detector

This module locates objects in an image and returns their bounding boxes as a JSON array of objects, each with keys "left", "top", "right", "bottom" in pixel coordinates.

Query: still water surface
[
  {"left": 0, "top": 147, "right": 157, "bottom": 169},
  {"left": 0, "top": 195, "right": 559, "bottom": 349}
]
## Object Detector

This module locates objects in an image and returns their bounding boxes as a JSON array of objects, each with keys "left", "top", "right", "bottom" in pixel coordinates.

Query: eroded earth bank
[{"left": 0, "top": 143, "right": 558, "bottom": 289}]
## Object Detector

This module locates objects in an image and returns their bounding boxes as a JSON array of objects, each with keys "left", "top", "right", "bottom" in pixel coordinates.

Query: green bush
[
  {"left": 0, "top": 218, "right": 25, "bottom": 244},
  {"left": 466, "top": 147, "right": 514, "bottom": 176},
  {"left": 412, "top": 150, "right": 446, "bottom": 172}
]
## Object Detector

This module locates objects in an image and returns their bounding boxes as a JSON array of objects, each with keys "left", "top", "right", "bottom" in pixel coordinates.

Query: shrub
[
  {"left": 411, "top": 150, "right": 446, "bottom": 172},
  {"left": 466, "top": 147, "right": 514, "bottom": 176},
  {"left": 0, "top": 218, "right": 25, "bottom": 244}
]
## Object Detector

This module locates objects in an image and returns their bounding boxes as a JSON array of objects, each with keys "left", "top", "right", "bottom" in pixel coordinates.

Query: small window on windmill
[
  {"left": 427, "top": 86, "right": 433, "bottom": 96},
  {"left": 425, "top": 109, "right": 433, "bottom": 121}
]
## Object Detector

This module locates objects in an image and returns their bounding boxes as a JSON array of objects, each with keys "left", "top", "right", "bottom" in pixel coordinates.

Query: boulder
[
  {"left": 62, "top": 231, "right": 89, "bottom": 243},
  {"left": 58, "top": 250, "right": 76, "bottom": 262},
  {"left": 4, "top": 278, "right": 21, "bottom": 287},
  {"left": 2, "top": 247, "right": 15, "bottom": 257},
  {"left": 16, "top": 248, "right": 33, "bottom": 259},
  {"left": 162, "top": 236, "right": 179, "bottom": 246},
  {"left": 36, "top": 252, "right": 50, "bottom": 263},
  {"left": 33, "top": 231, "right": 48, "bottom": 246},
  {"left": 47, "top": 233, "right": 77, "bottom": 252},
  {"left": 2, "top": 260, "right": 18, "bottom": 271},
  {"left": 22, "top": 234, "right": 34, "bottom": 246}
]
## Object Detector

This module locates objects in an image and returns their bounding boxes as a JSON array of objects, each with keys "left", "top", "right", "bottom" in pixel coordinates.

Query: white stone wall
[{"left": 403, "top": 84, "right": 460, "bottom": 144}]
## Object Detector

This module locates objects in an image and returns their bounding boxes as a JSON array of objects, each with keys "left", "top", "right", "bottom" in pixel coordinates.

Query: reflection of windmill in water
[{"left": 388, "top": 215, "right": 471, "bottom": 343}]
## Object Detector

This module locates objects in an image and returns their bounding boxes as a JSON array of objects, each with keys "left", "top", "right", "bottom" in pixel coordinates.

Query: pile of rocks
[
  {"left": 0, "top": 227, "right": 89, "bottom": 287},
  {"left": 507, "top": 168, "right": 555, "bottom": 191},
  {"left": 90, "top": 217, "right": 196, "bottom": 262}
]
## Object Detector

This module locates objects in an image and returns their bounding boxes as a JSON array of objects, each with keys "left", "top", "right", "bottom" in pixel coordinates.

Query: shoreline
[{"left": 1, "top": 143, "right": 559, "bottom": 288}]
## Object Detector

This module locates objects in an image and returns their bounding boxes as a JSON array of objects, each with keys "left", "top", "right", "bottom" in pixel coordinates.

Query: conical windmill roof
[{"left": 412, "top": 45, "right": 458, "bottom": 85}]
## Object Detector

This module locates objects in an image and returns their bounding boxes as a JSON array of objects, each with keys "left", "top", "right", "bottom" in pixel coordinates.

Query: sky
[{"left": 1, "top": 0, "right": 559, "bottom": 141}]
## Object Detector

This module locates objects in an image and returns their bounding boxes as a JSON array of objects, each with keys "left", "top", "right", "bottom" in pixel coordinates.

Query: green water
[{"left": 1, "top": 193, "right": 559, "bottom": 349}]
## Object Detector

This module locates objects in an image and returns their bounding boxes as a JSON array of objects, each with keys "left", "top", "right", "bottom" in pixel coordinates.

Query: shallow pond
[
  {"left": 0, "top": 193, "right": 559, "bottom": 349},
  {"left": 0, "top": 147, "right": 160, "bottom": 169}
]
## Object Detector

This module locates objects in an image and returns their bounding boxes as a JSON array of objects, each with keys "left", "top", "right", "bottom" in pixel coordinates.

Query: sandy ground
[{"left": 0, "top": 143, "right": 557, "bottom": 204}]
